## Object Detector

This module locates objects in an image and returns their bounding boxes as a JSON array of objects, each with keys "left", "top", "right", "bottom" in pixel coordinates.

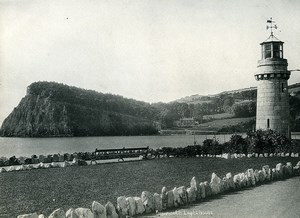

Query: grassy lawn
[
  {"left": 197, "top": 117, "right": 255, "bottom": 131},
  {"left": 203, "top": 113, "right": 235, "bottom": 120},
  {"left": 0, "top": 157, "right": 299, "bottom": 217}
]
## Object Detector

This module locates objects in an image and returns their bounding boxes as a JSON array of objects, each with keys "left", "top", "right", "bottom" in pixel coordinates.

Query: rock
[
  {"left": 161, "top": 187, "right": 167, "bottom": 210},
  {"left": 293, "top": 166, "right": 300, "bottom": 176},
  {"left": 44, "top": 163, "right": 51, "bottom": 169},
  {"left": 276, "top": 163, "right": 284, "bottom": 178},
  {"left": 187, "top": 177, "right": 197, "bottom": 202},
  {"left": 38, "top": 215, "right": 46, "bottom": 218},
  {"left": 66, "top": 208, "right": 78, "bottom": 218},
  {"left": 7, "top": 166, "right": 15, "bottom": 172},
  {"left": 141, "top": 191, "right": 154, "bottom": 214},
  {"left": 17, "top": 213, "right": 38, "bottom": 218},
  {"left": 0, "top": 168, "right": 6, "bottom": 173},
  {"left": 172, "top": 187, "right": 180, "bottom": 207},
  {"left": 15, "top": 164, "right": 24, "bottom": 171},
  {"left": 62, "top": 161, "right": 71, "bottom": 168},
  {"left": 92, "top": 201, "right": 107, "bottom": 218},
  {"left": 258, "top": 170, "right": 265, "bottom": 183},
  {"left": 126, "top": 197, "right": 136, "bottom": 217},
  {"left": 246, "top": 169, "right": 256, "bottom": 186},
  {"left": 222, "top": 177, "right": 229, "bottom": 192},
  {"left": 203, "top": 181, "right": 212, "bottom": 197},
  {"left": 199, "top": 182, "right": 206, "bottom": 199},
  {"left": 223, "top": 153, "right": 230, "bottom": 159},
  {"left": 37, "top": 162, "right": 45, "bottom": 169},
  {"left": 48, "top": 208, "right": 65, "bottom": 218},
  {"left": 297, "top": 161, "right": 300, "bottom": 167},
  {"left": 282, "top": 165, "right": 289, "bottom": 178},
  {"left": 226, "top": 173, "right": 235, "bottom": 190},
  {"left": 166, "top": 190, "right": 174, "bottom": 208},
  {"left": 233, "top": 174, "right": 241, "bottom": 189},
  {"left": 117, "top": 196, "right": 128, "bottom": 218},
  {"left": 262, "top": 165, "right": 271, "bottom": 181},
  {"left": 153, "top": 193, "right": 162, "bottom": 212},
  {"left": 187, "top": 187, "right": 197, "bottom": 203},
  {"left": 74, "top": 208, "right": 93, "bottom": 218},
  {"left": 286, "top": 162, "right": 293, "bottom": 176},
  {"left": 254, "top": 170, "right": 260, "bottom": 183},
  {"left": 239, "top": 173, "right": 247, "bottom": 188},
  {"left": 271, "top": 168, "right": 278, "bottom": 180},
  {"left": 210, "top": 173, "right": 221, "bottom": 195},
  {"left": 23, "top": 164, "right": 30, "bottom": 170},
  {"left": 133, "top": 197, "right": 145, "bottom": 215},
  {"left": 72, "top": 158, "right": 78, "bottom": 166},
  {"left": 177, "top": 186, "right": 188, "bottom": 205},
  {"left": 190, "top": 177, "right": 198, "bottom": 197},
  {"left": 51, "top": 162, "right": 60, "bottom": 168},
  {"left": 105, "top": 202, "right": 119, "bottom": 218}
]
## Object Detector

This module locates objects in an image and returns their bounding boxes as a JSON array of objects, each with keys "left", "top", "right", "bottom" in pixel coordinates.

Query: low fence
[
  {"left": 1, "top": 152, "right": 300, "bottom": 174},
  {"left": 16, "top": 161, "right": 300, "bottom": 218}
]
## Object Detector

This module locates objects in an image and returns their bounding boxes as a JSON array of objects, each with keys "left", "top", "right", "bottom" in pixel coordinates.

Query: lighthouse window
[
  {"left": 282, "top": 83, "right": 284, "bottom": 93},
  {"left": 273, "top": 43, "right": 282, "bottom": 58},
  {"left": 267, "top": 119, "right": 270, "bottom": 128},
  {"left": 264, "top": 44, "right": 271, "bottom": 58}
]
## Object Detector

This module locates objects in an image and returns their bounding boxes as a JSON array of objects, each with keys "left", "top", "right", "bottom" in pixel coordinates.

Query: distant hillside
[
  {"left": 1, "top": 82, "right": 300, "bottom": 137},
  {"left": 175, "top": 83, "right": 300, "bottom": 104},
  {"left": 0, "top": 82, "right": 160, "bottom": 137}
]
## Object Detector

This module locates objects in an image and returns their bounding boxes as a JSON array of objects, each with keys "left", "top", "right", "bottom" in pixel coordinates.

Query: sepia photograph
[{"left": 0, "top": 0, "right": 300, "bottom": 217}]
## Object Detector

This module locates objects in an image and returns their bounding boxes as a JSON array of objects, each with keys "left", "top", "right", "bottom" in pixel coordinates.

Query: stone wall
[
  {"left": 256, "top": 79, "right": 290, "bottom": 137},
  {"left": 16, "top": 161, "right": 300, "bottom": 218}
]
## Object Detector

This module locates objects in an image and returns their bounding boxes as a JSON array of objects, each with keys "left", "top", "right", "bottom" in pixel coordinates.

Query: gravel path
[{"left": 142, "top": 177, "right": 300, "bottom": 218}]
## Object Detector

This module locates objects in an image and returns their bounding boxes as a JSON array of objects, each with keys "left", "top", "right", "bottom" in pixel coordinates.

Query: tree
[
  {"left": 231, "top": 101, "right": 256, "bottom": 118},
  {"left": 229, "top": 134, "right": 247, "bottom": 155},
  {"left": 202, "top": 138, "right": 220, "bottom": 157},
  {"left": 246, "top": 129, "right": 291, "bottom": 156},
  {"left": 8, "top": 156, "right": 20, "bottom": 166}
]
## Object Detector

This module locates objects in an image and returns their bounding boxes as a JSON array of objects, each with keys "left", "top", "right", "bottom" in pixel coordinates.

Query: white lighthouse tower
[{"left": 255, "top": 18, "right": 290, "bottom": 138}]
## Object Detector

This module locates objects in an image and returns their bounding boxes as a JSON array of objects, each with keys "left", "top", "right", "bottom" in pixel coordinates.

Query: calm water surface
[
  {"left": 1, "top": 133, "right": 298, "bottom": 158},
  {"left": 0, "top": 134, "right": 234, "bottom": 158}
]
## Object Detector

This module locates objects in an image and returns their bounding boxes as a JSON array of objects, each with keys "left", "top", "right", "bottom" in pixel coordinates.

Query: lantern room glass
[{"left": 262, "top": 42, "right": 283, "bottom": 59}]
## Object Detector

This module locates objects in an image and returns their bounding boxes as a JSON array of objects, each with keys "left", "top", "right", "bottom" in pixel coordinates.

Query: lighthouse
[{"left": 255, "top": 18, "right": 290, "bottom": 138}]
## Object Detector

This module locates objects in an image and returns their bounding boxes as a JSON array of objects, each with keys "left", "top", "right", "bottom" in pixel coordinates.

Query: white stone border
[{"left": 16, "top": 161, "right": 300, "bottom": 218}]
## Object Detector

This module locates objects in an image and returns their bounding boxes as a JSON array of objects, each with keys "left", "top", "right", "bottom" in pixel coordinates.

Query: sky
[{"left": 1, "top": 0, "right": 300, "bottom": 125}]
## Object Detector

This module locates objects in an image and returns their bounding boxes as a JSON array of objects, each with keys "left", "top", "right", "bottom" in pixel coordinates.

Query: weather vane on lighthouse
[{"left": 266, "top": 17, "right": 277, "bottom": 36}]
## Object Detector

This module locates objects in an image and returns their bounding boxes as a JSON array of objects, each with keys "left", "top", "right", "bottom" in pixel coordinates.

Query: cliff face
[{"left": 0, "top": 82, "right": 158, "bottom": 137}]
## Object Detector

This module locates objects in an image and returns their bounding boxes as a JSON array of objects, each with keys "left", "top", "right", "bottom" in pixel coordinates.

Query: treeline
[
  {"left": 2, "top": 82, "right": 300, "bottom": 137},
  {"left": 22, "top": 82, "right": 300, "bottom": 131},
  {"left": 290, "top": 96, "right": 300, "bottom": 131},
  {"left": 154, "top": 96, "right": 256, "bottom": 128},
  {"left": 28, "top": 82, "right": 161, "bottom": 121},
  {"left": 156, "top": 130, "right": 300, "bottom": 157},
  {"left": 0, "top": 82, "right": 160, "bottom": 137},
  {"left": 26, "top": 82, "right": 258, "bottom": 130}
]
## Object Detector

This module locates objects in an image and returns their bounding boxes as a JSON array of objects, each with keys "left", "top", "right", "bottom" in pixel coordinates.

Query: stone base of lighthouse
[{"left": 256, "top": 79, "right": 290, "bottom": 138}]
